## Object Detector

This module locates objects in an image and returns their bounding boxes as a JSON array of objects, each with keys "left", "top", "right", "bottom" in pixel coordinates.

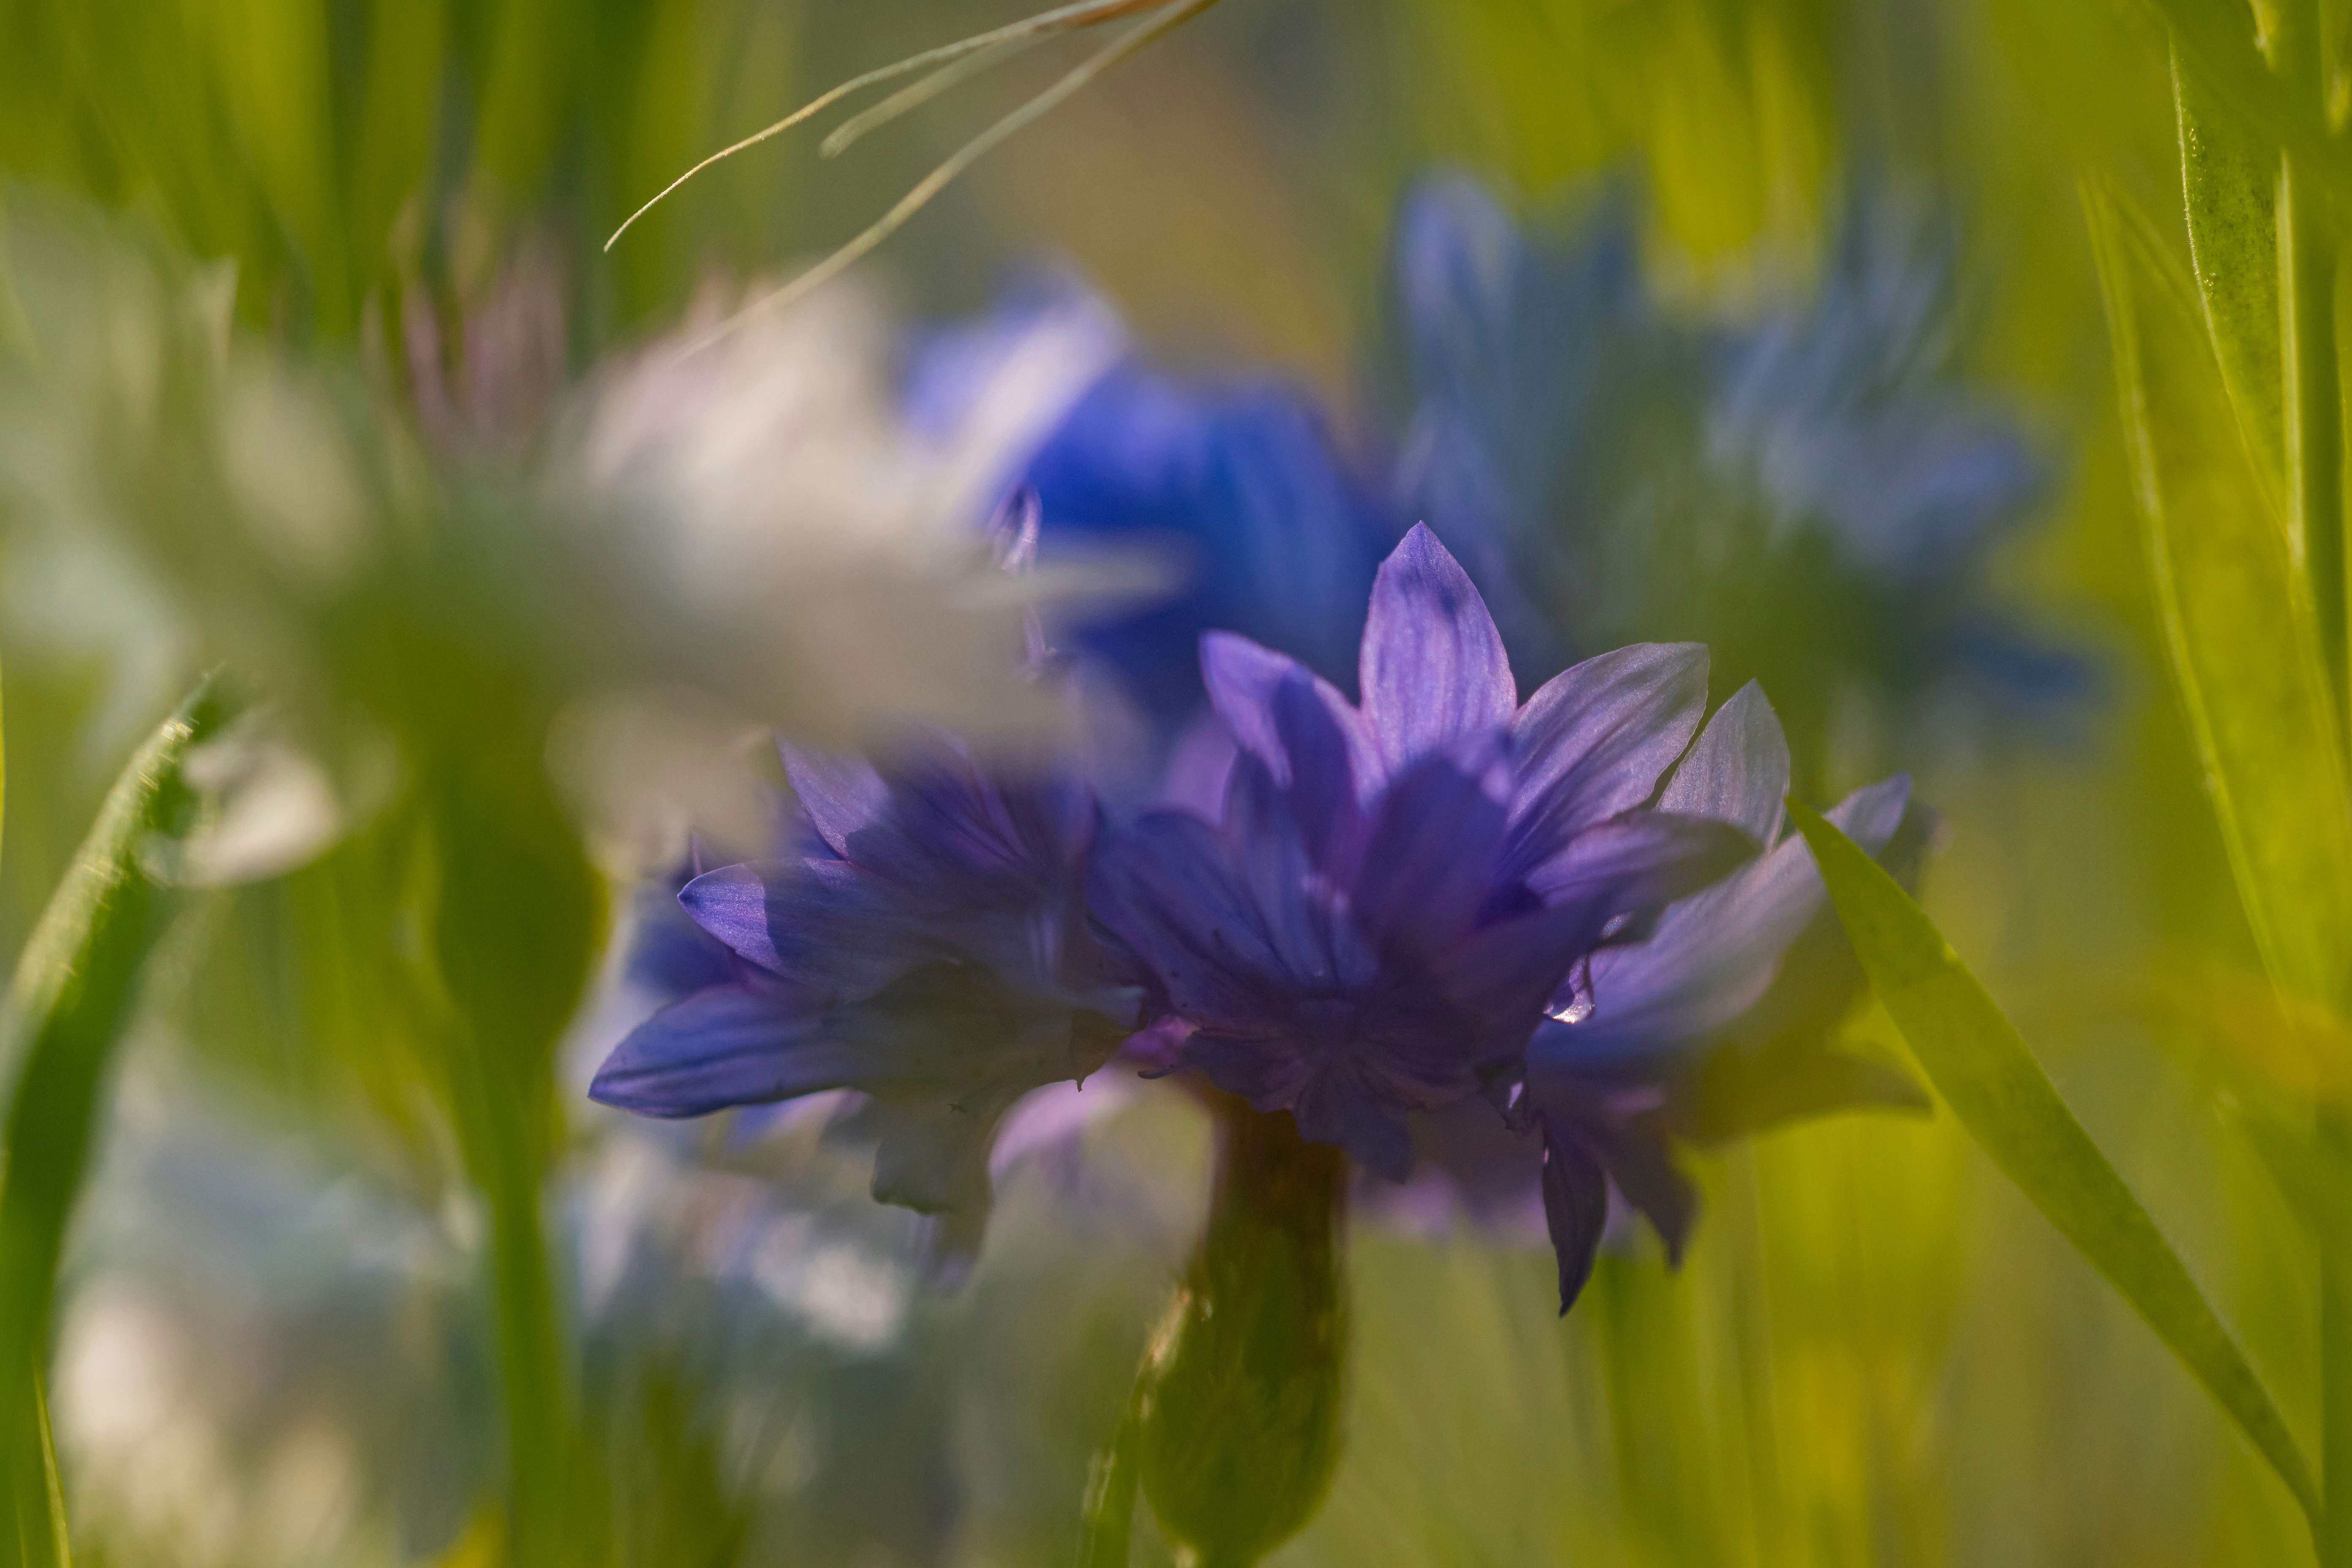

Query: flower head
[
  {"left": 1392, "top": 172, "right": 2081, "bottom": 738},
  {"left": 1090, "top": 525, "right": 1754, "bottom": 1188},
  {"left": 591, "top": 503, "right": 1140, "bottom": 1267}
]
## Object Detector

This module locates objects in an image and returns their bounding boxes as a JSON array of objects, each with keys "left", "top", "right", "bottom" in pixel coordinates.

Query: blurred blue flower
[
  {"left": 1364, "top": 684, "right": 1930, "bottom": 1310},
  {"left": 1090, "top": 525, "right": 1754, "bottom": 1201},
  {"left": 592, "top": 505, "right": 1143, "bottom": 1268},
  {"left": 591, "top": 739, "right": 1139, "bottom": 1266},
  {"left": 906, "top": 284, "right": 1398, "bottom": 730},
  {"left": 1392, "top": 171, "right": 2085, "bottom": 735}
]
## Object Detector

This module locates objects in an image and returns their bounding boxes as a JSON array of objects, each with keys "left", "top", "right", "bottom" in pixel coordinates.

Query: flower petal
[
  {"left": 1350, "top": 740, "right": 1511, "bottom": 969},
  {"left": 678, "top": 862, "right": 792, "bottom": 974},
  {"left": 1540, "top": 1129, "right": 1610, "bottom": 1315},
  {"left": 1544, "top": 772, "right": 1916, "bottom": 1069},
  {"left": 1558, "top": 833, "right": 1824, "bottom": 1064},
  {"left": 1572, "top": 1116, "right": 1697, "bottom": 1263},
  {"left": 1511, "top": 643, "right": 1708, "bottom": 859},
  {"left": 1826, "top": 772, "right": 1913, "bottom": 856},
  {"left": 1359, "top": 524, "right": 1516, "bottom": 771},
  {"left": 1221, "top": 755, "right": 1383, "bottom": 996},
  {"left": 780, "top": 745, "right": 889, "bottom": 858},
  {"left": 589, "top": 983, "right": 858, "bottom": 1117},
  {"left": 1201, "top": 631, "right": 1374, "bottom": 798},
  {"left": 1522, "top": 812, "right": 1757, "bottom": 916},
  {"left": 1660, "top": 682, "right": 1790, "bottom": 843},
  {"left": 1090, "top": 810, "right": 1286, "bottom": 1026}
]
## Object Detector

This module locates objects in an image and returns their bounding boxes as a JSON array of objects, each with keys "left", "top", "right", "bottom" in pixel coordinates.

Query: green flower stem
[
  {"left": 422, "top": 750, "right": 603, "bottom": 1568},
  {"left": 449, "top": 1044, "right": 576, "bottom": 1568},
  {"left": 1133, "top": 1094, "right": 1350, "bottom": 1568}
]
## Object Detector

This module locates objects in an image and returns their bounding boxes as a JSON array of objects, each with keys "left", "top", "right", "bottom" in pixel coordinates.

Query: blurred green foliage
[{"left": 0, "top": 0, "right": 2345, "bottom": 1565}]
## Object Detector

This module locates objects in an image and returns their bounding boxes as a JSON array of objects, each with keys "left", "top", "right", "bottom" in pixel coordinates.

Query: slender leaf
[
  {"left": 1788, "top": 796, "right": 2322, "bottom": 1526},
  {"left": 0, "top": 678, "right": 227, "bottom": 1557},
  {"left": 2174, "top": 48, "right": 2284, "bottom": 499},
  {"left": 2153, "top": 0, "right": 2352, "bottom": 212},
  {"left": 1077, "top": 1370, "right": 1148, "bottom": 1568},
  {"left": 2085, "top": 180, "right": 2352, "bottom": 1018}
]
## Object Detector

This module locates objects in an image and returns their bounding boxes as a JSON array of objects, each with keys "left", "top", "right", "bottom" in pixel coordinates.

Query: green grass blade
[
  {"left": 2153, "top": 0, "right": 2352, "bottom": 211},
  {"left": 0, "top": 678, "right": 228, "bottom": 1558},
  {"left": 2173, "top": 46, "right": 2284, "bottom": 500},
  {"left": 1076, "top": 1369, "right": 1147, "bottom": 1568},
  {"left": 1787, "top": 796, "right": 2322, "bottom": 1527},
  {"left": 2085, "top": 179, "right": 2352, "bottom": 1017}
]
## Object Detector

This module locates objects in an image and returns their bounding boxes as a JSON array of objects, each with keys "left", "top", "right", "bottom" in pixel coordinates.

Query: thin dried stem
[
  {"left": 603, "top": 0, "right": 1174, "bottom": 252},
  {"left": 822, "top": 36, "right": 1040, "bottom": 160},
  {"left": 670, "top": 0, "right": 1223, "bottom": 362}
]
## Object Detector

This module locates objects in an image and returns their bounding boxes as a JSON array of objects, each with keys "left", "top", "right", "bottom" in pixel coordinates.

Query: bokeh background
[{"left": 0, "top": 0, "right": 2313, "bottom": 1563}]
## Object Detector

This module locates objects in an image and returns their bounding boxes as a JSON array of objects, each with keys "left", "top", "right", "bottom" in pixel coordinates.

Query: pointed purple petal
[
  {"left": 1220, "top": 756, "right": 1382, "bottom": 996},
  {"left": 1826, "top": 773, "right": 1912, "bottom": 857},
  {"left": 1575, "top": 1119, "right": 1697, "bottom": 1263},
  {"left": 1522, "top": 813, "right": 1756, "bottom": 914},
  {"left": 1541, "top": 1130, "right": 1609, "bottom": 1314},
  {"left": 1350, "top": 740, "right": 1511, "bottom": 969},
  {"left": 781, "top": 746, "right": 888, "bottom": 858},
  {"left": 1267, "top": 674, "right": 1370, "bottom": 868},
  {"left": 1511, "top": 643, "right": 1708, "bottom": 855},
  {"left": 1201, "top": 632, "right": 1375, "bottom": 799},
  {"left": 1555, "top": 772, "right": 1917, "bottom": 1066},
  {"left": 1660, "top": 682, "right": 1790, "bottom": 842},
  {"left": 590, "top": 984, "right": 857, "bottom": 1117},
  {"left": 678, "top": 862, "right": 790, "bottom": 974},
  {"left": 1360, "top": 524, "right": 1516, "bottom": 771}
]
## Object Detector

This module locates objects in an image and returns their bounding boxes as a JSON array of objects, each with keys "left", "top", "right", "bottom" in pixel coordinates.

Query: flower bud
[{"left": 1136, "top": 1095, "right": 1349, "bottom": 1566}]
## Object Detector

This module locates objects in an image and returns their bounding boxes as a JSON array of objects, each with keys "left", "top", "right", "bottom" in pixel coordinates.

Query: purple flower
[
  {"left": 1363, "top": 681, "right": 1929, "bottom": 1310},
  {"left": 1391, "top": 172, "right": 2087, "bottom": 746},
  {"left": 591, "top": 739, "right": 1139, "bottom": 1264},
  {"left": 1089, "top": 525, "right": 1755, "bottom": 1197},
  {"left": 591, "top": 504, "right": 1141, "bottom": 1264}
]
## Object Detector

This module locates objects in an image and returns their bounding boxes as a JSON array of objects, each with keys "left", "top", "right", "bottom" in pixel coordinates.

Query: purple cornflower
[
  {"left": 591, "top": 505, "right": 1141, "bottom": 1266},
  {"left": 1089, "top": 525, "right": 1755, "bottom": 1205},
  {"left": 590, "top": 740, "right": 1138, "bottom": 1264}
]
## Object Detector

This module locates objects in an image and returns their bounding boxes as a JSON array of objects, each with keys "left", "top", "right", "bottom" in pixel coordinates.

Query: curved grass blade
[
  {"left": 672, "top": 0, "right": 1225, "bottom": 359},
  {"left": 2173, "top": 47, "right": 2284, "bottom": 499},
  {"left": 604, "top": 0, "right": 1176, "bottom": 252},
  {"left": 2085, "top": 179, "right": 2352, "bottom": 1018},
  {"left": 0, "top": 678, "right": 227, "bottom": 1558},
  {"left": 1788, "top": 796, "right": 2322, "bottom": 1528}
]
